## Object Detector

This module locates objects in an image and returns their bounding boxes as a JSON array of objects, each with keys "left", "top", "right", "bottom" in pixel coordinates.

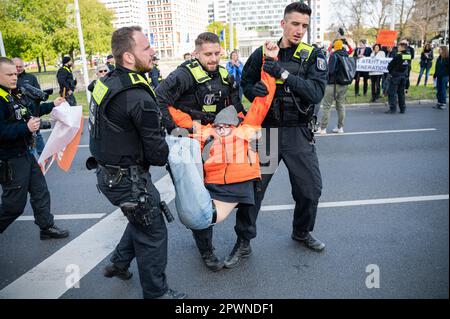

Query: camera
[{"left": 18, "top": 83, "right": 53, "bottom": 102}]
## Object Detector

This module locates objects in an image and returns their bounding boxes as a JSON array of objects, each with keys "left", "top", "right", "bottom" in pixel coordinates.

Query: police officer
[
  {"left": 12, "top": 57, "right": 46, "bottom": 156},
  {"left": 88, "top": 26, "right": 185, "bottom": 299},
  {"left": 385, "top": 42, "right": 411, "bottom": 114},
  {"left": 156, "top": 32, "right": 245, "bottom": 272},
  {"left": 224, "top": 2, "right": 328, "bottom": 268},
  {"left": 0, "top": 57, "right": 69, "bottom": 239},
  {"left": 56, "top": 56, "right": 77, "bottom": 106},
  {"left": 148, "top": 56, "right": 162, "bottom": 89},
  {"left": 106, "top": 54, "right": 116, "bottom": 72}
]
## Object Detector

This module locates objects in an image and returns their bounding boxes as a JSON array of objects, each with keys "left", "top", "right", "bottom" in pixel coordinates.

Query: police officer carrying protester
[
  {"left": 56, "top": 56, "right": 77, "bottom": 106},
  {"left": 87, "top": 26, "right": 185, "bottom": 299},
  {"left": 224, "top": 2, "right": 328, "bottom": 268},
  {"left": 156, "top": 32, "right": 245, "bottom": 272},
  {"left": 385, "top": 41, "right": 411, "bottom": 114},
  {"left": 0, "top": 57, "right": 69, "bottom": 238}
]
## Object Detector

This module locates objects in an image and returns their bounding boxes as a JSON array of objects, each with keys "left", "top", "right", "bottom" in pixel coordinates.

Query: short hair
[
  {"left": 372, "top": 43, "right": 382, "bottom": 51},
  {"left": 195, "top": 32, "right": 220, "bottom": 48},
  {"left": 359, "top": 39, "right": 367, "bottom": 45},
  {"left": 284, "top": 1, "right": 312, "bottom": 17},
  {"left": 398, "top": 42, "right": 408, "bottom": 48},
  {"left": 0, "top": 57, "right": 14, "bottom": 67},
  {"left": 183, "top": 52, "right": 191, "bottom": 59},
  {"left": 111, "top": 26, "right": 142, "bottom": 66}
]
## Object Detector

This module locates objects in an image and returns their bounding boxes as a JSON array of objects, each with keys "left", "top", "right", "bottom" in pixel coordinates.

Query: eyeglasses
[
  {"left": 213, "top": 124, "right": 232, "bottom": 130},
  {"left": 98, "top": 70, "right": 108, "bottom": 73}
]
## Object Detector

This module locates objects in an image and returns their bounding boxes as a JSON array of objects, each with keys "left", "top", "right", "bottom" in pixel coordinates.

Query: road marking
[
  {"left": 17, "top": 213, "right": 106, "bottom": 221},
  {"left": 0, "top": 174, "right": 174, "bottom": 299},
  {"left": 315, "top": 128, "right": 436, "bottom": 137},
  {"left": 261, "top": 195, "right": 449, "bottom": 211}
]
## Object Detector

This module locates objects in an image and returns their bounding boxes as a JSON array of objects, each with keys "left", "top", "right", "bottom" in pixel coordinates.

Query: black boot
[
  {"left": 103, "top": 264, "right": 133, "bottom": 280},
  {"left": 200, "top": 249, "right": 224, "bottom": 272},
  {"left": 155, "top": 289, "right": 187, "bottom": 299},
  {"left": 224, "top": 238, "right": 252, "bottom": 269},
  {"left": 291, "top": 231, "right": 325, "bottom": 252},
  {"left": 40, "top": 225, "right": 69, "bottom": 240}
]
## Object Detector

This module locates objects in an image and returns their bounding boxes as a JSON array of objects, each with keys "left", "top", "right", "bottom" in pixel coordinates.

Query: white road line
[
  {"left": 0, "top": 174, "right": 173, "bottom": 299},
  {"left": 17, "top": 213, "right": 106, "bottom": 221},
  {"left": 316, "top": 128, "right": 436, "bottom": 137},
  {"left": 261, "top": 195, "right": 449, "bottom": 211}
]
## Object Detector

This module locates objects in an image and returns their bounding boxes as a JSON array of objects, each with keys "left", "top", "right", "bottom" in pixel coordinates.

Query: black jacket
[
  {"left": 0, "top": 85, "right": 54, "bottom": 159},
  {"left": 388, "top": 52, "right": 409, "bottom": 76},
  {"left": 420, "top": 49, "right": 434, "bottom": 68},
  {"left": 327, "top": 49, "right": 350, "bottom": 85},
  {"left": 56, "top": 66, "right": 77, "bottom": 93},
  {"left": 99, "top": 65, "right": 168, "bottom": 169},
  {"left": 434, "top": 56, "right": 449, "bottom": 79},
  {"left": 17, "top": 71, "right": 40, "bottom": 90}
]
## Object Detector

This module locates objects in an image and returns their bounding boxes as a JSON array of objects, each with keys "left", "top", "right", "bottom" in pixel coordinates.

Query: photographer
[
  {"left": 13, "top": 57, "right": 49, "bottom": 156},
  {"left": 0, "top": 57, "right": 69, "bottom": 239}
]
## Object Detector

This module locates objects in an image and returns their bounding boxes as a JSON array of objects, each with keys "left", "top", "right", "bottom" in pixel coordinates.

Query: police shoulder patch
[{"left": 316, "top": 57, "right": 327, "bottom": 71}]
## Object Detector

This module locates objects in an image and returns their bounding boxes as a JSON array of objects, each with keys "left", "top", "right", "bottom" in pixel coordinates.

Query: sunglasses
[{"left": 98, "top": 70, "right": 108, "bottom": 73}]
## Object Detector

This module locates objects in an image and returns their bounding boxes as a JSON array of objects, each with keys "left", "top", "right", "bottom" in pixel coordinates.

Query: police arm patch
[{"left": 316, "top": 57, "right": 327, "bottom": 71}]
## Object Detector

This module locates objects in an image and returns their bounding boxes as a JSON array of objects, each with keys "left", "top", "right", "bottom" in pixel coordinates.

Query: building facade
[{"left": 100, "top": 0, "right": 149, "bottom": 30}]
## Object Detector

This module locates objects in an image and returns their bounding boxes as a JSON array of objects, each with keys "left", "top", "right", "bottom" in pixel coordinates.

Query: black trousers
[
  {"left": 388, "top": 75, "right": 406, "bottom": 112},
  {"left": 355, "top": 72, "right": 369, "bottom": 96},
  {"left": 96, "top": 167, "right": 168, "bottom": 299},
  {"left": 191, "top": 226, "right": 213, "bottom": 253},
  {"left": 370, "top": 75, "right": 382, "bottom": 101},
  {"left": 65, "top": 93, "right": 77, "bottom": 106},
  {"left": 0, "top": 152, "right": 54, "bottom": 233},
  {"left": 235, "top": 126, "right": 322, "bottom": 241}
]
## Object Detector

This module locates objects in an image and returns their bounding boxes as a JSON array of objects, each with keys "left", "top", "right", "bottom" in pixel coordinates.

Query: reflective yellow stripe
[
  {"left": 276, "top": 79, "right": 285, "bottom": 84},
  {"left": 293, "top": 42, "right": 313, "bottom": 62},
  {"left": 129, "top": 73, "right": 156, "bottom": 96},
  {"left": 92, "top": 80, "right": 109, "bottom": 105},
  {"left": 63, "top": 66, "right": 72, "bottom": 73},
  {"left": 186, "top": 61, "right": 210, "bottom": 83},
  {"left": 0, "top": 87, "right": 12, "bottom": 102},
  {"left": 402, "top": 54, "right": 412, "bottom": 60},
  {"left": 218, "top": 66, "right": 229, "bottom": 85},
  {"left": 202, "top": 105, "right": 217, "bottom": 112}
]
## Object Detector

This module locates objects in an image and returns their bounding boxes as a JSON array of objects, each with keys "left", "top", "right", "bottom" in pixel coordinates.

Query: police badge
[{"left": 316, "top": 57, "right": 327, "bottom": 71}]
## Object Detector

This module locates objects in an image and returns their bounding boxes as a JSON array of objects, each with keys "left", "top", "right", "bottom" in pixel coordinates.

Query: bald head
[{"left": 12, "top": 57, "right": 25, "bottom": 74}]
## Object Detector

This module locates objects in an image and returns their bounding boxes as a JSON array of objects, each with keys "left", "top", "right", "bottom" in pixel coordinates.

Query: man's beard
[{"left": 135, "top": 56, "right": 151, "bottom": 73}]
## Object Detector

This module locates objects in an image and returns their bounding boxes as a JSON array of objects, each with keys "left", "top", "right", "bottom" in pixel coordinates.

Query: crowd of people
[{"left": 1, "top": 0, "right": 449, "bottom": 300}]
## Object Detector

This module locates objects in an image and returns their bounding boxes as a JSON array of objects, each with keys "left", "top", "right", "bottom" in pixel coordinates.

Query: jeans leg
[{"left": 320, "top": 85, "right": 334, "bottom": 129}]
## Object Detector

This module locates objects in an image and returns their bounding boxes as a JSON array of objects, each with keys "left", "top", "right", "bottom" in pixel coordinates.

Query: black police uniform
[
  {"left": 89, "top": 65, "right": 171, "bottom": 299},
  {"left": 149, "top": 64, "right": 162, "bottom": 89},
  {"left": 56, "top": 65, "right": 77, "bottom": 106},
  {"left": 387, "top": 51, "right": 411, "bottom": 113},
  {"left": 235, "top": 41, "right": 327, "bottom": 246},
  {"left": 155, "top": 59, "right": 244, "bottom": 262},
  {"left": 0, "top": 85, "right": 56, "bottom": 233}
]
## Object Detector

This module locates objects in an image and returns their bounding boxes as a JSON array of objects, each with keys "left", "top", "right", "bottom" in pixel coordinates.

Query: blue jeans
[
  {"left": 417, "top": 65, "right": 431, "bottom": 86},
  {"left": 436, "top": 76, "right": 449, "bottom": 104},
  {"left": 166, "top": 136, "right": 214, "bottom": 230}
]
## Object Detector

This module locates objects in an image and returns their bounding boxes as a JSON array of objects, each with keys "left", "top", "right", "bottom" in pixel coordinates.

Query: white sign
[{"left": 356, "top": 57, "right": 393, "bottom": 73}]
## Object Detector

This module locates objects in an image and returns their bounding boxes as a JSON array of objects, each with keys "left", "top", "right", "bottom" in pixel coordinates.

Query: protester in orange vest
[{"left": 166, "top": 41, "right": 278, "bottom": 230}]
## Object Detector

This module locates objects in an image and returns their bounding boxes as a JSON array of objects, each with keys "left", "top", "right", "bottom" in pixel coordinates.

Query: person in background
[
  {"left": 369, "top": 44, "right": 385, "bottom": 102},
  {"left": 56, "top": 56, "right": 77, "bottom": 106},
  {"left": 183, "top": 53, "right": 192, "bottom": 61},
  {"left": 226, "top": 50, "right": 244, "bottom": 99},
  {"left": 149, "top": 56, "right": 162, "bottom": 89},
  {"left": 354, "top": 39, "right": 372, "bottom": 97},
  {"left": 381, "top": 45, "right": 394, "bottom": 96},
  {"left": 386, "top": 42, "right": 410, "bottom": 114},
  {"left": 87, "top": 64, "right": 109, "bottom": 92},
  {"left": 106, "top": 54, "right": 115, "bottom": 72},
  {"left": 433, "top": 46, "right": 449, "bottom": 110},
  {"left": 398, "top": 38, "right": 414, "bottom": 93},
  {"left": 416, "top": 43, "right": 433, "bottom": 86}
]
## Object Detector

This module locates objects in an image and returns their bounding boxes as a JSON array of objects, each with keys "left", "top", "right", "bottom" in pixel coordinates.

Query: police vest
[
  {"left": 173, "top": 60, "right": 233, "bottom": 118},
  {"left": 88, "top": 72, "right": 157, "bottom": 165},
  {"left": 264, "top": 42, "right": 316, "bottom": 126},
  {"left": 63, "top": 66, "right": 72, "bottom": 73},
  {"left": 0, "top": 87, "right": 33, "bottom": 150},
  {"left": 392, "top": 52, "right": 411, "bottom": 76}
]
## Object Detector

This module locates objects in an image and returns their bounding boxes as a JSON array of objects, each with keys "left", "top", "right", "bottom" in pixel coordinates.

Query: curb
[{"left": 344, "top": 99, "right": 440, "bottom": 108}]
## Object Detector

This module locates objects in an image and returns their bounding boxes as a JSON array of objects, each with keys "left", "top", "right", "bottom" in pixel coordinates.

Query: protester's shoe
[
  {"left": 332, "top": 127, "right": 344, "bottom": 134},
  {"left": 384, "top": 110, "right": 395, "bottom": 114},
  {"left": 200, "top": 250, "right": 224, "bottom": 272},
  {"left": 224, "top": 238, "right": 252, "bottom": 269},
  {"left": 292, "top": 231, "right": 325, "bottom": 252},
  {"left": 155, "top": 289, "right": 187, "bottom": 299},
  {"left": 437, "top": 104, "right": 447, "bottom": 109},
  {"left": 40, "top": 225, "right": 69, "bottom": 240},
  {"left": 103, "top": 264, "right": 133, "bottom": 280},
  {"left": 317, "top": 128, "right": 327, "bottom": 135}
]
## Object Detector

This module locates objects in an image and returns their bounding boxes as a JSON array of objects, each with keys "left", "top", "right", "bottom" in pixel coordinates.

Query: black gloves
[
  {"left": 252, "top": 81, "right": 269, "bottom": 97},
  {"left": 263, "top": 59, "right": 284, "bottom": 79}
]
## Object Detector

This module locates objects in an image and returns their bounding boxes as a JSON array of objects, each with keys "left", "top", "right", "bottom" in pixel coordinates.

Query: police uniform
[
  {"left": 149, "top": 64, "right": 163, "bottom": 89},
  {"left": 387, "top": 51, "right": 411, "bottom": 113},
  {"left": 89, "top": 65, "right": 171, "bottom": 299},
  {"left": 155, "top": 59, "right": 244, "bottom": 265},
  {"left": 56, "top": 65, "right": 77, "bottom": 106},
  {"left": 233, "top": 41, "right": 327, "bottom": 250},
  {"left": 0, "top": 86, "right": 57, "bottom": 234}
]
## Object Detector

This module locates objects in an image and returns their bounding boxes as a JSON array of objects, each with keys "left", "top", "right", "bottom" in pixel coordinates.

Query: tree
[
  {"left": 331, "top": 0, "right": 370, "bottom": 44},
  {"left": 207, "top": 21, "right": 237, "bottom": 52}
]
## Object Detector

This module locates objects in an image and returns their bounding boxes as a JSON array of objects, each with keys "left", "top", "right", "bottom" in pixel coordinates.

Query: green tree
[{"left": 207, "top": 21, "right": 237, "bottom": 52}]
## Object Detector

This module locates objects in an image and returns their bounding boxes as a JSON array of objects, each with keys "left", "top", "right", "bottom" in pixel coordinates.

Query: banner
[
  {"left": 376, "top": 29, "right": 398, "bottom": 47},
  {"left": 356, "top": 57, "right": 393, "bottom": 73},
  {"left": 38, "top": 102, "right": 83, "bottom": 174}
]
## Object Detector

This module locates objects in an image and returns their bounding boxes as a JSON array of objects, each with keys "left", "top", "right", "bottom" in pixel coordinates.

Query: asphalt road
[{"left": 0, "top": 101, "right": 448, "bottom": 299}]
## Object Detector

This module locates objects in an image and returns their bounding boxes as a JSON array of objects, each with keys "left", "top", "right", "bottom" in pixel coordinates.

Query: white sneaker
[
  {"left": 317, "top": 128, "right": 327, "bottom": 135},
  {"left": 332, "top": 127, "right": 344, "bottom": 133}
]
